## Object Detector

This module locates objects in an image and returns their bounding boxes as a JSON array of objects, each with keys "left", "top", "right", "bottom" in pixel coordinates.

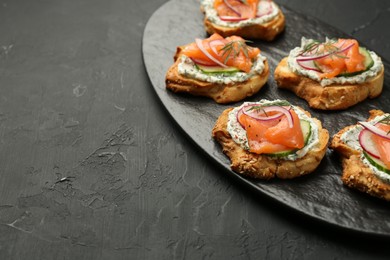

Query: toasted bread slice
[
  {"left": 201, "top": 3, "right": 285, "bottom": 41},
  {"left": 212, "top": 107, "right": 329, "bottom": 179},
  {"left": 165, "top": 46, "right": 269, "bottom": 104},
  {"left": 330, "top": 110, "right": 390, "bottom": 201},
  {"left": 274, "top": 58, "right": 385, "bottom": 110}
]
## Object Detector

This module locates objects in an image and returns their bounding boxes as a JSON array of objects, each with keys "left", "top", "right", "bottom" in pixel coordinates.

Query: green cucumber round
[
  {"left": 363, "top": 151, "right": 390, "bottom": 174},
  {"left": 196, "top": 64, "right": 239, "bottom": 74}
]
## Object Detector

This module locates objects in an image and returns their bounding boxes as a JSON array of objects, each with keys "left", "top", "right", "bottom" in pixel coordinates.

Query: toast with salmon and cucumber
[
  {"left": 212, "top": 99, "right": 329, "bottom": 179},
  {"left": 331, "top": 110, "right": 390, "bottom": 201},
  {"left": 274, "top": 37, "right": 384, "bottom": 110},
  {"left": 165, "top": 33, "right": 269, "bottom": 103},
  {"left": 200, "top": 0, "right": 285, "bottom": 41}
]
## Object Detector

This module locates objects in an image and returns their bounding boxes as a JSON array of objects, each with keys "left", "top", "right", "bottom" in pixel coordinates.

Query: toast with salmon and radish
[
  {"left": 165, "top": 33, "right": 269, "bottom": 103},
  {"left": 212, "top": 99, "right": 329, "bottom": 179},
  {"left": 330, "top": 110, "right": 390, "bottom": 201},
  {"left": 274, "top": 37, "right": 384, "bottom": 110},
  {"left": 200, "top": 0, "right": 285, "bottom": 41}
]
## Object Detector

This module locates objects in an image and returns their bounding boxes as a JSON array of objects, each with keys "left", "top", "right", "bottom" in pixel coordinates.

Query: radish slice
[
  {"left": 359, "top": 129, "right": 381, "bottom": 159},
  {"left": 296, "top": 42, "right": 355, "bottom": 62},
  {"left": 219, "top": 15, "right": 248, "bottom": 21},
  {"left": 195, "top": 38, "right": 227, "bottom": 68},
  {"left": 359, "top": 121, "right": 390, "bottom": 141},
  {"left": 242, "top": 105, "right": 294, "bottom": 128},
  {"left": 297, "top": 59, "right": 322, "bottom": 72},
  {"left": 257, "top": 0, "right": 273, "bottom": 18},
  {"left": 223, "top": 0, "right": 242, "bottom": 17}
]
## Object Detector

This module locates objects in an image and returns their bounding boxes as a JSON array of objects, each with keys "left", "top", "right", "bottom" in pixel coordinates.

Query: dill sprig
[
  {"left": 220, "top": 40, "right": 252, "bottom": 64},
  {"left": 379, "top": 115, "right": 390, "bottom": 134},
  {"left": 246, "top": 104, "right": 292, "bottom": 118},
  {"left": 300, "top": 39, "right": 348, "bottom": 59},
  {"left": 300, "top": 40, "right": 321, "bottom": 55},
  {"left": 246, "top": 105, "right": 269, "bottom": 117},
  {"left": 380, "top": 115, "right": 390, "bottom": 125}
]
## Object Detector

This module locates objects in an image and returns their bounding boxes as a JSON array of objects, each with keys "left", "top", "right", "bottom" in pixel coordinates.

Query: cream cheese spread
[
  {"left": 178, "top": 53, "right": 266, "bottom": 84},
  {"left": 201, "top": 0, "right": 279, "bottom": 28},
  {"left": 226, "top": 99, "right": 320, "bottom": 161},
  {"left": 340, "top": 114, "right": 390, "bottom": 183},
  {"left": 287, "top": 37, "right": 383, "bottom": 86}
]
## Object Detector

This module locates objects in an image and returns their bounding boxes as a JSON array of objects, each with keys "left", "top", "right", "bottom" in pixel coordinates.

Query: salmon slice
[
  {"left": 214, "top": 0, "right": 259, "bottom": 19},
  {"left": 264, "top": 110, "right": 305, "bottom": 148},
  {"left": 344, "top": 39, "right": 366, "bottom": 72},
  {"left": 180, "top": 33, "right": 260, "bottom": 73},
  {"left": 315, "top": 39, "right": 365, "bottom": 79},
  {"left": 238, "top": 109, "right": 304, "bottom": 154},
  {"left": 372, "top": 123, "right": 390, "bottom": 169}
]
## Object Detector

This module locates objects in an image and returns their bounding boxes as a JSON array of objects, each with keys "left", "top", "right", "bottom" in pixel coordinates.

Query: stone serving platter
[{"left": 142, "top": 0, "right": 390, "bottom": 236}]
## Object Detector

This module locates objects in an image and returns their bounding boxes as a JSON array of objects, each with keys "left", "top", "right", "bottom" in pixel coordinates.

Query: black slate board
[{"left": 142, "top": 0, "right": 390, "bottom": 236}]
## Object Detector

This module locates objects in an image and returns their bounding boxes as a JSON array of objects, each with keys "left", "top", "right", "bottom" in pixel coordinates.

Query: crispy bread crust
[
  {"left": 330, "top": 110, "right": 390, "bottom": 201},
  {"left": 165, "top": 46, "right": 270, "bottom": 104},
  {"left": 201, "top": 7, "right": 285, "bottom": 41},
  {"left": 274, "top": 57, "right": 385, "bottom": 110},
  {"left": 212, "top": 107, "right": 329, "bottom": 179}
]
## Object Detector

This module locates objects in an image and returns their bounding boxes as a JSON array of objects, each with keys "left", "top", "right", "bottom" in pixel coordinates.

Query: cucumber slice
[
  {"left": 361, "top": 47, "right": 374, "bottom": 69},
  {"left": 313, "top": 47, "right": 374, "bottom": 77},
  {"left": 363, "top": 151, "right": 390, "bottom": 174},
  {"left": 265, "top": 149, "right": 296, "bottom": 157},
  {"left": 196, "top": 64, "right": 239, "bottom": 74},
  {"left": 265, "top": 119, "right": 312, "bottom": 157},
  {"left": 301, "top": 120, "right": 312, "bottom": 145}
]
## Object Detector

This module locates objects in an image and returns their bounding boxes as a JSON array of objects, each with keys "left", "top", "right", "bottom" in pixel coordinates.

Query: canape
[
  {"left": 212, "top": 99, "right": 329, "bottom": 179},
  {"left": 331, "top": 110, "right": 390, "bottom": 201},
  {"left": 166, "top": 33, "right": 269, "bottom": 103},
  {"left": 201, "top": 0, "right": 285, "bottom": 41},
  {"left": 274, "top": 37, "right": 384, "bottom": 110}
]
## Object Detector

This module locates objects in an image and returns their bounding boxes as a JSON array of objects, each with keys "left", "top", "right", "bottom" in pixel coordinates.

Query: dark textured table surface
[{"left": 0, "top": 0, "right": 389, "bottom": 259}]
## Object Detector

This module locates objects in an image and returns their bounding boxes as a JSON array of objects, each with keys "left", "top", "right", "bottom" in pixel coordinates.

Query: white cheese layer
[
  {"left": 201, "top": 0, "right": 279, "bottom": 28},
  {"left": 178, "top": 53, "right": 266, "bottom": 84},
  {"left": 340, "top": 114, "right": 390, "bottom": 183},
  {"left": 287, "top": 37, "right": 383, "bottom": 87},
  {"left": 227, "top": 99, "right": 320, "bottom": 161}
]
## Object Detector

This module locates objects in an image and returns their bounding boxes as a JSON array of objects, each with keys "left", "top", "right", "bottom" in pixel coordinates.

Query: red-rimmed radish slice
[
  {"left": 296, "top": 42, "right": 355, "bottom": 62},
  {"left": 257, "top": 0, "right": 273, "bottom": 18},
  {"left": 359, "top": 121, "right": 390, "bottom": 141},
  {"left": 359, "top": 129, "right": 381, "bottom": 159},
  {"left": 195, "top": 38, "right": 227, "bottom": 68},
  {"left": 219, "top": 15, "right": 248, "bottom": 21},
  {"left": 223, "top": 0, "right": 242, "bottom": 17},
  {"left": 241, "top": 105, "right": 294, "bottom": 128},
  {"left": 296, "top": 59, "right": 322, "bottom": 72}
]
